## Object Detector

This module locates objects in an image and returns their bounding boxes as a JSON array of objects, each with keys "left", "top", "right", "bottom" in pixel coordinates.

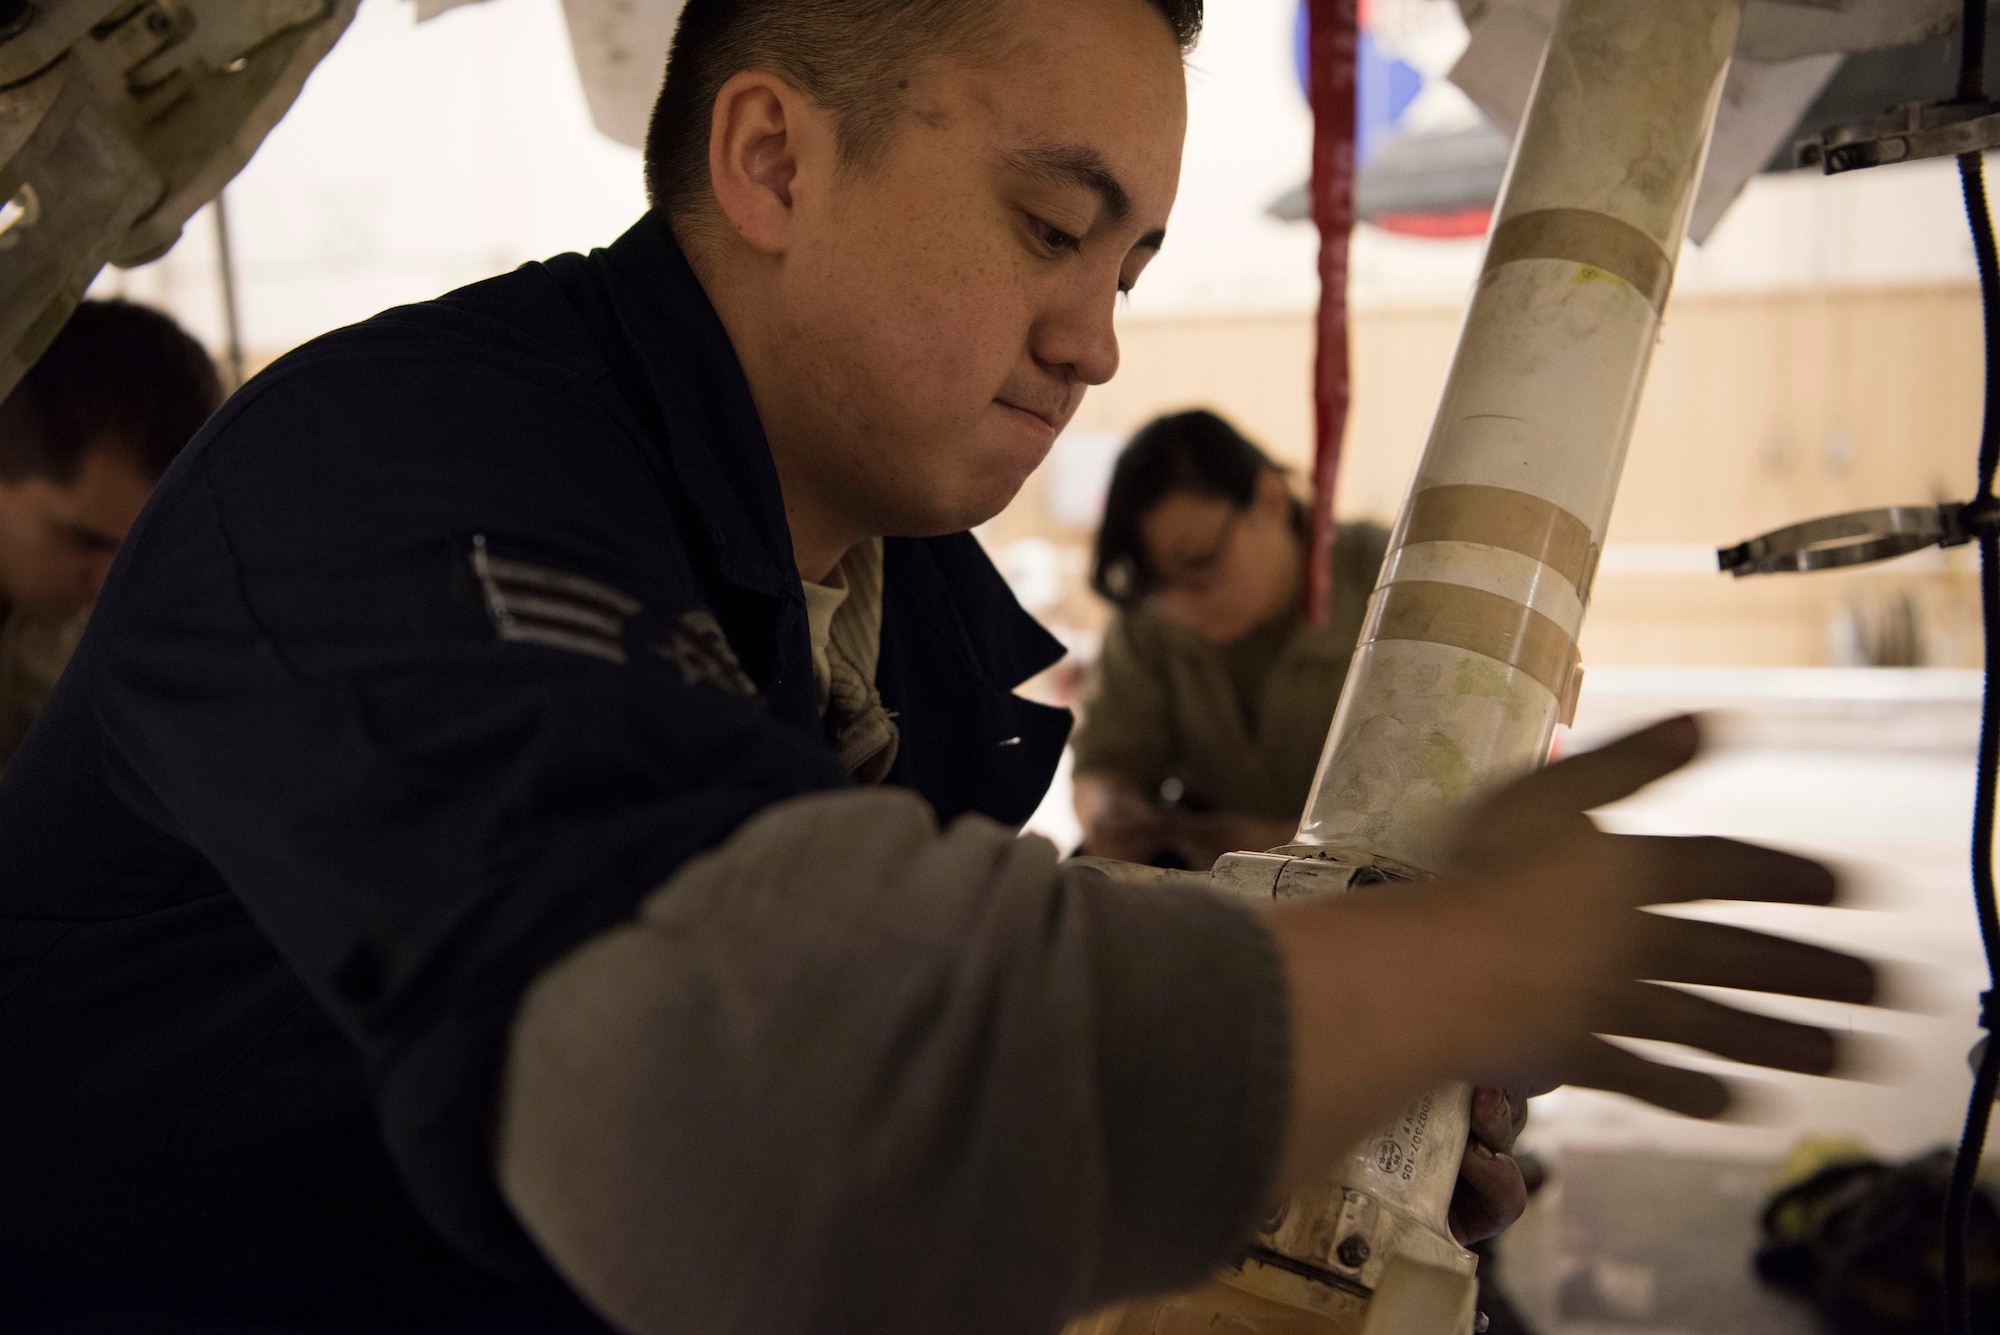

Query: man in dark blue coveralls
[{"left": 0, "top": 1, "right": 1880, "bottom": 1331}]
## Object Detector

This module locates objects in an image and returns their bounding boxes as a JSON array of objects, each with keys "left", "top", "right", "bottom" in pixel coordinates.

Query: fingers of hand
[
  {"left": 1469, "top": 1085, "right": 1519, "bottom": 1154},
  {"left": 1088, "top": 812, "right": 1167, "bottom": 860},
  {"left": 1637, "top": 915, "right": 1877, "bottom": 1005},
  {"left": 1617, "top": 834, "right": 1838, "bottom": 909},
  {"left": 1453, "top": 718, "right": 1701, "bottom": 870},
  {"left": 1601, "top": 980, "right": 1841, "bottom": 1075},
  {"left": 1493, "top": 715, "right": 1701, "bottom": 821},
  {"left": 1449, "top": 1141, "right": 1527, "bottom": 1245},
  {"left": 1097, "top": 811, "right": 1161, "bottom": 838},
  {"left": 1559, "top": 1034, "right": 1732, "bottom": 1119}
]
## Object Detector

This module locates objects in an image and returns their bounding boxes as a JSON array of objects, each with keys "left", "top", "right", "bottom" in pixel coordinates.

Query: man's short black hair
[
  {"left": 0, "top": 299, "right": 221, "bottom": 486},
  {"left": 644, "top": 0, "right": 1203, "bottom": 221},
  {"left": 1091, "top": 409, "right": 1298, "bottom": 610}
]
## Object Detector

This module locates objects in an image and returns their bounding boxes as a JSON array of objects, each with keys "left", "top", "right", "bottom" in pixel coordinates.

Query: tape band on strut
[
  {"left": 1482, "top": 207, "right": 1674, "bottom": 313},
  {"left": 1366, "top": 579, "right": 1585, "bottom": 724},
  {"left": 1402, "top": 484, "right": 1601, "bottom": 599}
]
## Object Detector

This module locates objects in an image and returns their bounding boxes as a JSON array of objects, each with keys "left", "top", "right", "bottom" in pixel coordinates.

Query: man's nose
[{"left": 1035, "top": 285, "right": 1121, "bottom": 388}]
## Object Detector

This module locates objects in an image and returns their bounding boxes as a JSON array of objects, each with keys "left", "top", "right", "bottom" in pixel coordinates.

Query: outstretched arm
[{"left": 500, "top": 717, "right": 1875, "bottom": 1333}]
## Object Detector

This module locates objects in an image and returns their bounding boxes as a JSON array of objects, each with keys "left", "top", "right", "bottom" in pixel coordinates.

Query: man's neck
[
  {"left": 788, "top": 503, "right": 860, "bottom": 586},
  {"left": 674, "top": 216, "right": 870, "bottom": 588}
]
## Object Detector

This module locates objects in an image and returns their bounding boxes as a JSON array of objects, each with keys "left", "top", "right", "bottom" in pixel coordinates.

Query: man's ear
[{"left": 706, "top": 70, "right": 828, "bottom": 255}]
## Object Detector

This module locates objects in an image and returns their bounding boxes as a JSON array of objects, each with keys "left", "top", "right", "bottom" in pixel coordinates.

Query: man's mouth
[{"left": 996, "top": 398, "right": 1065, "bottom": 433}]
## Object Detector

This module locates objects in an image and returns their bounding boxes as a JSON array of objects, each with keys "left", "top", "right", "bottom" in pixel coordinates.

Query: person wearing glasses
[{"left": 1073, "top": 410, "right": 1389, "bottom": 869}]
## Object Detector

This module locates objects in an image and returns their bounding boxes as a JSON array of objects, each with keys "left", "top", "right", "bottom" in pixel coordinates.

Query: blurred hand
[
  {"left": 1080, "top": 793, "right": 1172, "bottom": 865},
  {"left": 1163, "top": 811, "right": 1299, "bottom": 872},
  {"left": 1439, "top": 715, "right": 1871, "bottom": 1112},
  {"left": 1268, "top": 716, "right": 1878, "bottom": 1195}
]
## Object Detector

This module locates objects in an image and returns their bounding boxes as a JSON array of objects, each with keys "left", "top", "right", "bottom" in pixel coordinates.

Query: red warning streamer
[{"left": 1306, "top": 0, "right": 1358, "bottom": 626}]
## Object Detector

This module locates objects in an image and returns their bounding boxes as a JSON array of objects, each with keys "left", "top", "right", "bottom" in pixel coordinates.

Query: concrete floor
[{"left": 1492, "top": 1149, "right": 1823, "bottom": 1335}]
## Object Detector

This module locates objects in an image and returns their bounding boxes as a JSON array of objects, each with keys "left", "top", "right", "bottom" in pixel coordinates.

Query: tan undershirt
[{"left": 800, "top": 538, "right": 898, "bottom": 783}]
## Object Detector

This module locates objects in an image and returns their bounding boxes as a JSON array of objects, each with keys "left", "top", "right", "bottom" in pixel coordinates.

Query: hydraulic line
[{"left": 1945, "top": 2, "right": 2000, "bottom": 1322}]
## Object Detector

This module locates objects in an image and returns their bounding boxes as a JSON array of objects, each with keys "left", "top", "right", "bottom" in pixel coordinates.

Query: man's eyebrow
[{"left": 999, "top": 144, "right": 1168, "bottom": 250}]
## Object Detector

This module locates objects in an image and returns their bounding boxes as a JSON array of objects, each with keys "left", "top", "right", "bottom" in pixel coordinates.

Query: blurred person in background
[
  {"left": 1073, "top": 409, "right": 1390, "bottom": 869},
  {"left": 0, "top": 299, "right": 221, "bottom": 767}
]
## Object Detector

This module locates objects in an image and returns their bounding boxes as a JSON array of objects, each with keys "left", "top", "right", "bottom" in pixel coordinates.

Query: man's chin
[
  {"left": 964, "top": 427, "right": 1057, "bottom": 522},
  {"left": 966, "top": 462, "right": 1045, "bottom": 531},
  {"left": 865, "top": 428, "right": 1050, "bottom": 537},
  {"left": 882, "top": 472, "right": 1034, "bottom": 539}
]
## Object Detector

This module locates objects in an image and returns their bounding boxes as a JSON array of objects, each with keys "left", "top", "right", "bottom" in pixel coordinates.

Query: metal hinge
[{"left": 1798, "top": 98, "right": 2000, "bottom": 175}]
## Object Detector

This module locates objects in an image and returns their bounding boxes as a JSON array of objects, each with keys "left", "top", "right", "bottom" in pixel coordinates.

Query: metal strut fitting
[
  {"left": 0, "top": 0, "right": 358, "bottom": 403},
  {"left": 1069, "top": 1, "right": 1743, "bottom": 1331},
  {"left": 1797, "top": 97, "right": 2000, "bottom": 177}
]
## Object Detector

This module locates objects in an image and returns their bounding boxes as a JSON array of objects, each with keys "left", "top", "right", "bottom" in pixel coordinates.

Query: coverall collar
[{"left": 599, "top": 211, "right": 800, "bottom": 602}]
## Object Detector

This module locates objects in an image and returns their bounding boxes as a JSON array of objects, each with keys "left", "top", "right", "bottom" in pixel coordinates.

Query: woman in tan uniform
[{"left": 1073, "top": 410, "right": 1388, "bottom": 869}]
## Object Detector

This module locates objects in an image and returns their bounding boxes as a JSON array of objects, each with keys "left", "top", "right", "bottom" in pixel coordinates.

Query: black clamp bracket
[
  {"left": 1717, "top": 498, "right": 2000, "bottom": 578},
  {"left": 1798, "top": 98, "right": 2000, "bottom": 175}
]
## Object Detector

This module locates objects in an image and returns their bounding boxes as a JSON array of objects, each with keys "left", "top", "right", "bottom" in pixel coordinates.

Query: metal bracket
[
  {"left": 1717, "top": 500, "right": 1996, "bottom": 576},
  {"left": 1797, "top": 98, "right": 2000, "bottom": 175}
]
